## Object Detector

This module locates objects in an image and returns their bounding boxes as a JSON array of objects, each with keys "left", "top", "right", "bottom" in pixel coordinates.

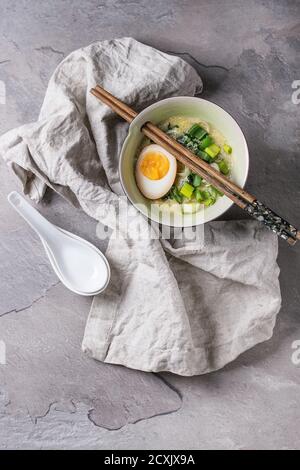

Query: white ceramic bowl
[{"left": 119, "top": 96, "right": 249, "bottom": 227}]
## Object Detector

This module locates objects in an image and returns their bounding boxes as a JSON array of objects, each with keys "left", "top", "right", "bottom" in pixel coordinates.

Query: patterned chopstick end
[{"left": 245, "top": 200, "right": 299, "bottom": 245}]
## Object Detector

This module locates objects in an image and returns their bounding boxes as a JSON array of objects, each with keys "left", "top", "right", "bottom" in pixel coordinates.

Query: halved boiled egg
[{"left": 135, "top": 144, "right": 177, "bottom": 199}]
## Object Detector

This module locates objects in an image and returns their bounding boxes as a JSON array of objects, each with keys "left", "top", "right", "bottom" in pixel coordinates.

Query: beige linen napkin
[{"left": 0, "top": 38, "right": 281, "bottom": 375}]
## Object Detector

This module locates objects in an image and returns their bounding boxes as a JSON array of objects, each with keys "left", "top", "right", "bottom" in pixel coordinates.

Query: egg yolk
[{"left": 140, "top": 152, "right": 170, "bottom": 180}]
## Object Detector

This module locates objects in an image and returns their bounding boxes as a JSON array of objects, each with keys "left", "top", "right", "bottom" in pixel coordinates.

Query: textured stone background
[{"left": 0, "top": 0, "right": 300, "bottom": 449}]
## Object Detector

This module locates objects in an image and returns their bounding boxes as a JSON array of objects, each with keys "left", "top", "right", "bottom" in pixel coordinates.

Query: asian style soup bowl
[{"left": 119, "top": 96, "right": 249, "bottom": 227}]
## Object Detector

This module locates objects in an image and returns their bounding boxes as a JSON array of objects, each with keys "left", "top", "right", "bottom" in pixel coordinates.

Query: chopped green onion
[
  {"left": 187, "top": 124, "right": 207, "bottom": 140},
  {"left": 188, "top": 173, "right": 202, "bottom": 187},
  {"left": 203, "top": 198, "right": 214, "bottom": 207},
  {"left": 204, "top": 144, "right": 220, "bottom": 159},
  {"left": 169, "top": 185, "right": 183, "bottom": 203},
  {"left": 195, "top": 189, "right": 212, "bottom": 203},
  {"left": 192, "top": 174, "right": 202, "bottom": 187},
  {"left": 198, "top": 135, "right": 213, "bottom": 150},
  {"left": 187, "top": 173, "right": 193, "bottom": 185},
  {"left": 194, "top": 127, "right": 207, "bottom": 140},
  {"left": 208, "top": 186, "right": 219, "bottom": 199},
  {"left": 180, "top": 182, "right": 194, "bottom": 199},
  {"left": 197, "top": 149, "right": 213, "bottom": 163},
  {"left": 187, "top": 124, "right": 202, "bottom": 137},
  {"left": 218, "top": 159, "right": 230, "bottom": 175},
  {"left": 223, "top": 144, "right": 232, "bottom": 154},
  {"left": 195, "top": 189, "right": 205, "bottom": 202}
]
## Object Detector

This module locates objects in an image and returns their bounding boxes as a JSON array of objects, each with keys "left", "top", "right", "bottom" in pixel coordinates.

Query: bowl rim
[{"left": 119, "top": 96, "right": 249, "bottom": 227}]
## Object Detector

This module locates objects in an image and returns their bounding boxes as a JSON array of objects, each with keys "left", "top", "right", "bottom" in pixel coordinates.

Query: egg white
[{"left": 135, "top": 144, "right": 177, "bottom": 200}]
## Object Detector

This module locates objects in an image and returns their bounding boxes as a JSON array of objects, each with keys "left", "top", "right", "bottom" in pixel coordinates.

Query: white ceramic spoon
[{"left": 7, "top": 191, "right": 110, "bottom": 296}]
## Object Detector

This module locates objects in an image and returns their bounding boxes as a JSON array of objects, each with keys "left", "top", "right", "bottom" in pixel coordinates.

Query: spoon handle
[{"left": 7, "top": 191, "right": 58, "bottom": 243}]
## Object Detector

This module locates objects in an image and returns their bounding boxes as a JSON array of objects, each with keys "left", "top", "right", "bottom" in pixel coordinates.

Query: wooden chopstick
[
  {"left": 90, "top": 85, "right": 300, "bottom": 245},
  {"left": 94, "top": 85, "right": 137, "bottom": 120}
]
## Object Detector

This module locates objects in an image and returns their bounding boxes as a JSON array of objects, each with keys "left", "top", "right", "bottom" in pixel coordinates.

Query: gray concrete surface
[{"left": 0, "top": 0, "right": 300, "bottom": 450}]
